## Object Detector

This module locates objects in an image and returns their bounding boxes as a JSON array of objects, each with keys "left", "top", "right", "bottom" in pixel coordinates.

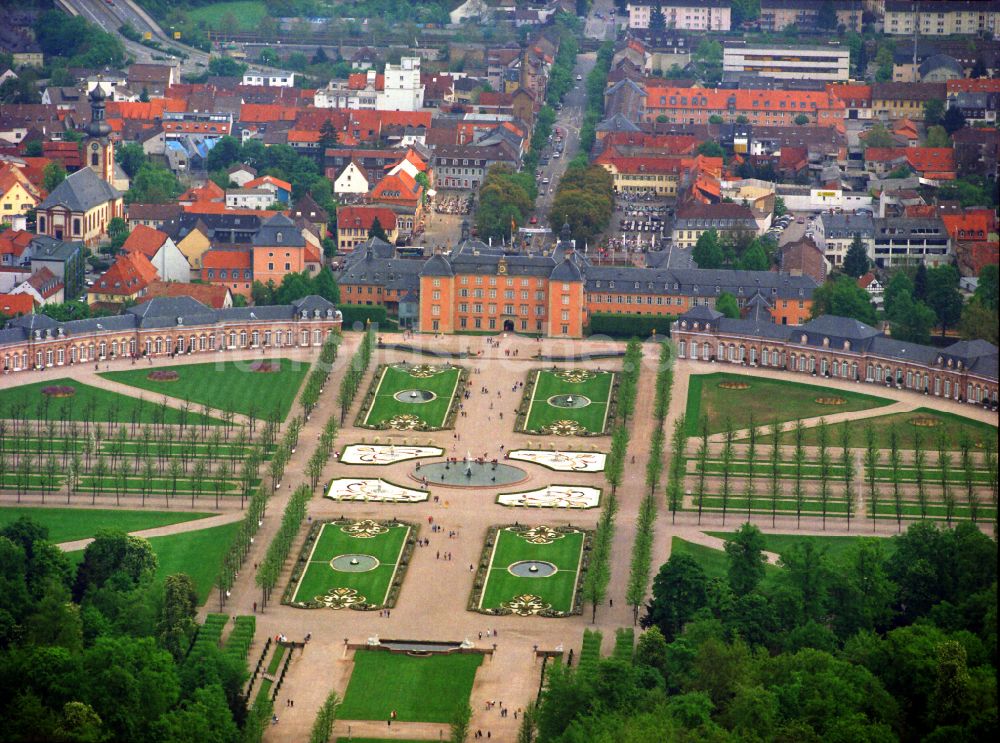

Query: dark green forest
[
  {"left": 526, "top": 522, "right": 997, "bottom": 742},
  {"left": 0, "top": 519, "right": 250, "bottom": 742}
]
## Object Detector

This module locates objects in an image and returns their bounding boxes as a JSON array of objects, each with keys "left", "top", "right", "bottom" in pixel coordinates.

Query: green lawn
[
  {"left": 339, "top": 651, "right": 482, "bottom": 723},
  {"left": 291, "top": 522, "right": 410, "bottom": 607},
  {"left": 361, "top": 364, "right": 462, "bottom": 429},
  {"left": 101, "top": 358, "right": 308, "bottom": 419},
  {"left": 0, "top": 378, "right": 222, "bottom": 425},
  {"left": 0, "top": 507, "right": 212, "bottom": 543},
  {"left": 522, "top": 369, "right": 615, "bottom": 434},
  {"left": 66, "top": 522, "right": 240, "bottom": 604},
  {"left": 670, "top": 537, "right": 780, "bottom": 586},
  {"left": 479, "top": 527, "right": 584, "bottom": 613},
  {"left": 684, "top": 373, "right": 892, "bottom": 435},
  {"left": 706, "top": 531, "right": 895, "bottom": 564},
  {"left": 186, "top": 1, "right": 267, "bottom": 30},
  {"left": 758, "top": 407, "right": 997, "bottom": 450}
]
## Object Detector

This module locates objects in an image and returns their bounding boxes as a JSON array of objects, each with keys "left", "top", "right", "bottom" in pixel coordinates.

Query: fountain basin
[
  {"left": 330, "top": 554, "right": 380, "bottom": 572},
  {"left": 394, "top": 389, "right": 437, "bottom": 403},
  {"left": 508, "top": 560, "right": 557, "bottom": 577},
  {"left": 413, "top": 461, "right": 527, "bottom": 487},
  {"left": 547, "top": 394, "right": 591, "bottom": 409}
]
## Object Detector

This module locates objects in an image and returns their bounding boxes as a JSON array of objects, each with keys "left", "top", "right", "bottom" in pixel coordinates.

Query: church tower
[{"left": 84, "top": 86, "right": 114, "bottom": 185}]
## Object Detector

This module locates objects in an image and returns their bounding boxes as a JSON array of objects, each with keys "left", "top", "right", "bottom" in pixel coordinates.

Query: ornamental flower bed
[
  {"left": 250, "top": 361, "right": 281, "bottom": 373},
  {"left": 718, "top": 381, "right": 751, "bottom": 390},
  {"left": 147, "top": 370, "right": 179, "bottom": 381},
  {"left": 41, "top": 385, "right": 75, "bottom": 398},
  {"left": 815, "top": 396, "right": 847, "bottom": 405}
]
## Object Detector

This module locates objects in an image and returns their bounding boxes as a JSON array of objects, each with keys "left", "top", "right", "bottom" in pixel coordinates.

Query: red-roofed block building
[
  {"left": 9, "top": 266, "right": 64, "bottom": 306},
  {"left": 122, "top": 224, "right": 190, "bottom": 282},
  {"left": 642, "top": 86, "right": 845, "bottom": 128},
  {"left": 88, "top": 252, "right": 158, "bottom": 305},
  {"left": 368, "top": 171, "right": 424, "bottom": 237},
  {"left": 201, "top": 250, "right": 253, "bottom": 299},
  {"left": 0, "top": 230, "right": 35, "bottom": 267},
  {"left": 145, "top": 280, "right": 233, "bottom": 309},
  {"left": 336, "top": 206, "right": 398, "bottom": 252},
  {"left": 865, "top": 147, "right": 956, "bottom": 179},
  {"left": 0, "top": 164, "right": 44, "bottom": 223}
]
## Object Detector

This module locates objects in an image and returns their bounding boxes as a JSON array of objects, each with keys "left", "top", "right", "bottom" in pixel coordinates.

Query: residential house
[
  {"left": 870, "top": 82, "right": 947, "bottom": 121},
  {"left": 884, "top": 1, "right": 1000, "bottom": 37},
  {"left": 0, "top": 163, "right": 42, "bottom": 224},
  {"left": 242, "top": 71, "right": 296, "bottom": 87},
  {"left": 35, "top": 167, "right": 124, "bottom": 247},
  {"left": 816, "top": 213, "right": 875, "bottom": 268},
  {"left": 0, "top": 229, "right": 34, "bottom": 268},
  {"left": 244, "top": 175, "right": 291, "bottom": 204},
  {"left": 858, "top": 272, "right": 885, "bottom": 309},
  {"left": 8, "top": 267, "right": 63, "bottom": 306},
  {"left": 368, "top": 171, "right": 424, "bottom": 236},
  {"left": 332, "top": 160, "right": 371, "bottom": 196},
  {"left": 759, "top": 0, "right": 863, "bottom": 32},
  {"left": 290, "top": 194, "right": 330, "bottom": 240},
  {"left": 88, "top": 251, "right": 158, "bottom": 306},
  {"left": 952, "top": 127, "right": 1000, "bottom": 181},
  {"left": 121, "top": 225, "right": 190, "bottom": 283},
  {"left": 29, "top": 236, "right": 84, "bottom": 300},
  {"left": 126, "top": 203, "right": 183, "bottom": 232},
  {"left": 251, "top": 213, "right": 308, "bottom": 288},
  {"left": 723, "top": 42, "right": 850, "bottom": 82},
  {"left": 127, "top": 63, "right": 179, "bottom": 97},
  {"left": 225, "top": 188, "right": 276, "bottom": 210},
  {"left": 640, "top": 86, "right": 845, "bottom": 127},
  {"left": 0, "top": 293, "right": 33, "bottom": 318},
  {"left": 227, "top": 164, "right": 258, "bottom": 187},
  {"left": 779, "top": 237, "right": 829, "bottom": 284},
  {"left": 432, "top": 142, "right": 520, "bottom": 190},
  {"left": 336, "top": 206, "right": 399, "bottom": 253}
]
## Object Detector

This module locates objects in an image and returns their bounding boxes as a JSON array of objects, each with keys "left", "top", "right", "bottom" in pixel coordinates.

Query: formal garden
[
  {"left": 100, "top": 357, "right": 310, "bottom": 419},
  {"left": 471, "top": 524, "right": 589, "bottom": 616},
  {"left": 516, "top": 368, "right": 617, "bottom": 435},
  {"left": 357, "top": 362, "right": 465, "bottom": 431},
  {"left": 285, "top": 519, "right": 415, "bottom": 609},
  {"left": 338, "top": 650, "right": 483, "bottom": 724}
]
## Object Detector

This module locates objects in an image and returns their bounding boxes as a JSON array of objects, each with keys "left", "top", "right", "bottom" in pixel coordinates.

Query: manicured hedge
[
  {"left": 587, "top": 313, "right": 675, "bottom": 339},
  {"left": 338, "top": 304, "right": 399, "bottom": 331}
]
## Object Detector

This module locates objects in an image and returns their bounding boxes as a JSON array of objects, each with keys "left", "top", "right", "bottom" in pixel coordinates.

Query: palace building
[
  {"left": 0, "top": 295, "right": 340, "bottom": 374},
  {"left": 340, "top": 224, "right": 818, "bottom": 337},
  {"left": 671, "top": 307, "right": 998, "bottom": 407}
]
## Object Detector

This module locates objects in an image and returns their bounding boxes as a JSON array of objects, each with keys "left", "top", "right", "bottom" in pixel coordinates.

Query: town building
[
  {"left": 626, "top": 1, "right": 732, "bottom": 31},
  {"left": 336, "top": 206, "right": 399, "bottom": 253},
  {"left": 379, "top": 58, "right": 425, "bottom": 112},
  {"left": 759, "top": 0, "right": 863, "bottom": 32},
  {"left": 29, "top": 236, "right": 84, "bottom": 300},
  {"left": 0, "top": 295, "right": 340, "bottom": 373},
  {"left": 815, "top": 213, "right": 875, "bottom": 268},
  {"left": 88, "top": 251, "right": 158, "bottom": 306},
  {"left": 872, "top": 217, "right": 952, "bottom": 268},
  {"left": 671, "top": 310, "right": 998, "bottom": 406},
  {"left": 640, "top": 86, "right": 845, "bottom": 127},
  {"left": 884, "top": 0, "right": 1000, "bottom": 37},
  {"left": 121, "top": 225, "right": 190, "bottom": 283},
  {"left": 723, "top": 42, "right": 850, "bottom": 82},
  {"left": 858, "top": 272, "right": 885, "bottom": 309},
  {"left": 671, "top": 202, "right": 761, "bottom": 249}
]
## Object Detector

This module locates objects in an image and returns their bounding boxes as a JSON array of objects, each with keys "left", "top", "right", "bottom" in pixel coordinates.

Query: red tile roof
[
  {"left": 336, "top": 206, "right": 397, "bottom": 232},
  {"left": 106, "top": 99, "right": 186, "bottom": 119},
  {"left": 946, "top": 79, "right": 1000, "bottom": 94},
  {"left": 146, "top": 280, "right": 231, "bottom": 309},
  {"left": 93, "top": 252, "right": 158, "bottom": 297},
  {"left": 0, "top": 293, "right": 33, "bottom": 316},
  {"left": 941, "top": 212, "right": 991, "bottom": 243},
  {"left": 348, "top": 72, "right": 385, "bottom": 90},
  {"left": 370, "top": 170, "right": 421, "bottom": 204},
  {"left": 0, "top": 230, "right": 35, "bottom": 258},
  {"left": 245, "top": 175, "right": 291, "bottom": 193},
  {"left": 239, "top": 104, "right": 299, "bottom": 123},
  {"left": 122, "top": 224, "right": 169, "bottom": 258},
  {"left": 644, "top": 86, "right": 844, "bottom": 113},
  {"left": 202, "top": 250, "right": 252, "bottom": 270},
  {"left": 827, "top": 83, "right": 872, "bottom": 104},
  {"left": 179, "top": 180, "right": 225, "bottom": 203}
]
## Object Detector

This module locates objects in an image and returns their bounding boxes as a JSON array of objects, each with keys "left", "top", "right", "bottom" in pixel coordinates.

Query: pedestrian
[{"left": 253, "top": 601, "right": 257, "bottom": 613}]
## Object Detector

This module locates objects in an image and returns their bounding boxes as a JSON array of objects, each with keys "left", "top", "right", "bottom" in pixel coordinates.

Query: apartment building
[
  {"left": 723, "top": 42, "right": 850, "bottom": 82},
  {"left": 884, "top": 0, "right": 1000, "bottom": 37},
  {"left": 815, "top": 213, "right": 875, "bottom": 268},
  {"left": 759, "top": 0, "right": 863, "bottom": 32},
  {"left": 872, "top": 217, "right": 952, "bottom": 268},
  {"left": 641, "top": 86, "right": 845, "bottom": 126},
  {"left": 626, "top": 1, "right": 731, "bottom": 31}
]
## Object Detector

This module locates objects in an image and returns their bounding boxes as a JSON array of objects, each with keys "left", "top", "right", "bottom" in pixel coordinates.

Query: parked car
[{"left": 529, "top": 216, "right": 538, "bottom": 224}]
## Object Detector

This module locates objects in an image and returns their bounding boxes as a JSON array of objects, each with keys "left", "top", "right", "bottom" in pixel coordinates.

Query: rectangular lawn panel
[
  {"left": 479, "top": 527, "right": 584, "bottom": 613},
  {"left": 670, "top": 537, "right": 780, "bottom": 586},
  {"left": 361, "top": 364, "right": 461, "bottom": 429},
  {"left": 523, "top": 369, "right": 614, "bottom": 434},
  {"left": 339, "top": 650, "right": 482, "bottom": 723},
  {"left": 0, "top": 378, "right": 222, "bottom": 425},
  {"left": 684, "top": 372, "right": 892, "bottom": 435},
  {"left": 705, "top": 531, "right": 895, "bottom": 564},
  {"left": 291, "top": 522, "right": 409, "bottom": 606},
  {"left": 0, "top": 507, "right": 213, "bottom": 543},
  {"left": 101, "top": 358, "right": 308, "bottom": 419}
]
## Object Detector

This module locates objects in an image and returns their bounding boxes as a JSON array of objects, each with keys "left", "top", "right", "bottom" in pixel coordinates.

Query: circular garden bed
[
  {"left": 815, "top": 396, "right": 847, "bottom": 405},
  {"left": 147, "top": 370, "right": 179, "bottom": 382},
  {"left": 718, "top": 381, "right": 750, "bottom": 390},
  {"left": 41, "top": 385, "right": 76, "bottom": 398},
  {"left": 250, "top": 361, "right": 281, "bottom": 373}
]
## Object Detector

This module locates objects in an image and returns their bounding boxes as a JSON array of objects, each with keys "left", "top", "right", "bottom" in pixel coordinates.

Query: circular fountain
[
  {"left": 547, "top": 394, "right": 591, "bottom": 408},
  {"left": 330, "top": 554, "right": 380, "bottom": 572},
  {"left": 508, "top": 560, "right": 557, "bottom": 577},
  {"left": 394, "top": 389, "right": 437, "bottom": 403}
]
